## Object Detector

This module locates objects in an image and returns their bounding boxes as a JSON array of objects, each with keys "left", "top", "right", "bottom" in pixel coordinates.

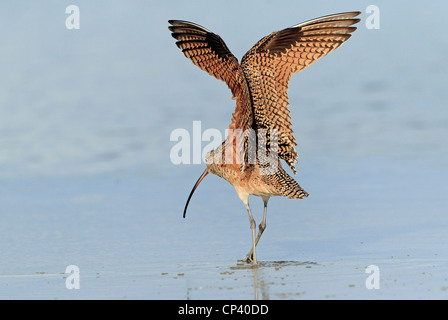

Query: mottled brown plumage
[{"left": 169, "top": 12, "right": 360, "bottom": 265}]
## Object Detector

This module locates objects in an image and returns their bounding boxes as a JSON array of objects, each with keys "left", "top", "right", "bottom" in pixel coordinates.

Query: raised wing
[
  {"left": 168, "top": 20, "right": 253, "bottom": 132},
  {"left": 240, "top": 12, "right": 361, "bottom": 174}
]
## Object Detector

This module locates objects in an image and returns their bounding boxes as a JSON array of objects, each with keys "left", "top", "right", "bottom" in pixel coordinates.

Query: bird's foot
[{"left": 240, "top": 253, "right": 257, "bottom": 265}]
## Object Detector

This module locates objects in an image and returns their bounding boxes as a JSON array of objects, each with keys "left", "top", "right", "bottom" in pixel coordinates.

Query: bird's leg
[
  {"left": 257, "top": 197, "right": 268, "bottom": 245},
  {"left": 244, "top": 201, "right": 258, "bottom": 265},
  {"left": 245, "top": 197, "right": 269, "bottom": 262}
]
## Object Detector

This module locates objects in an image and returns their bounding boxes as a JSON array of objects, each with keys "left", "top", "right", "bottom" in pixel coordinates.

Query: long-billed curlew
[{"left": 169, "top": 12, "right": 361, "bottom": 265}]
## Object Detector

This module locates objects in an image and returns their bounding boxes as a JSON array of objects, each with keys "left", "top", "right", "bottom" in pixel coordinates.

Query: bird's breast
[{"left": 207, "top": 163, "right": 281, "bottom": 198}]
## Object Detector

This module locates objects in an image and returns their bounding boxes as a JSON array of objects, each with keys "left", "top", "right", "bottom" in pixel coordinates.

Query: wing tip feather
[
  {"left": 291, "top": 11, "right": 362, "bottom": 28},
  {"left": 168, "top": 20, "right": 212, "bottom": 33}
]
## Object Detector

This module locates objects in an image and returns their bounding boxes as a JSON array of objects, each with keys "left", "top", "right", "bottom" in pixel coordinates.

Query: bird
[{"left": 168, "top": 11, "right": 361, "bottom": 265}]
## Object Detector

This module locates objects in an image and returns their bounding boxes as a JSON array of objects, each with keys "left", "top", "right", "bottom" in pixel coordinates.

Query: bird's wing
[
  {"left": 168, "top": 20, "right": 253, "bottom": 132},
  {"left": 240, "top": 12, "right": 361, "bottom": 174}
]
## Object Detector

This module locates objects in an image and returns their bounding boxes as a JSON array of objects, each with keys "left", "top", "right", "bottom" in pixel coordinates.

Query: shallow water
[{"left": 0, "top": 1, "right": 448, "bottom": 299}]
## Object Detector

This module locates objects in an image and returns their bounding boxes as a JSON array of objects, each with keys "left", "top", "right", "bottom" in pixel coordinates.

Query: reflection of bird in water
[{"left": 169, "top": 12, "right": 360, "bottom": 265}]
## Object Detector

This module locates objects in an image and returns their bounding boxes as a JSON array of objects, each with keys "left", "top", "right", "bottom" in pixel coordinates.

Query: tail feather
[
  {"left": 278, "top": 168, "right": 309, "bottom": 199},
  {"left": 262, "top": 164, "right": 309, "bottom": 199}
]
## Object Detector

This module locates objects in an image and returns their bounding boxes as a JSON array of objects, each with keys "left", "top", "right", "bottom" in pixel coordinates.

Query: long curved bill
[{"left": 183, "top": 169, "right": 209, "bottom": 218}]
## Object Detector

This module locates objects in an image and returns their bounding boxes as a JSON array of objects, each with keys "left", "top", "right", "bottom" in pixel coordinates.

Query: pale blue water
[{"left": 0, "top": 0, "right": 447, "bottom": 299}]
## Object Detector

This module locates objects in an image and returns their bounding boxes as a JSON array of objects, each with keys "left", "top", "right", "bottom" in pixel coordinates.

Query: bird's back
[{"left": 206, "top": 141, "right": 308, "bottom": 200}]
